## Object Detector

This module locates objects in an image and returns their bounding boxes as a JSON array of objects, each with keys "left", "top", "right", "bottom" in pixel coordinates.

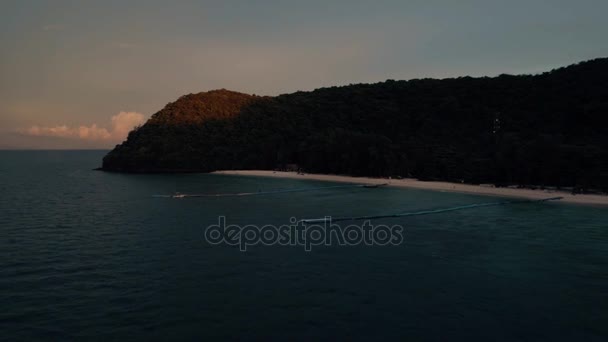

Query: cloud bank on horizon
[{"left": 21, "top": 112, "right": 145, "bottom": 144}]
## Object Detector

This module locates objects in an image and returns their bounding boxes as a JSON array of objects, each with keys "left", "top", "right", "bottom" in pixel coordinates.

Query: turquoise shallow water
[{"left": 1, "top": 150, "right": 607, "bottom": 341}]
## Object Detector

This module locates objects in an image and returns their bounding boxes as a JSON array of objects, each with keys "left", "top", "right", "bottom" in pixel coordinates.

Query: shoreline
[{"left": 213, "top": 170, "right": 608, "bottom": 206}]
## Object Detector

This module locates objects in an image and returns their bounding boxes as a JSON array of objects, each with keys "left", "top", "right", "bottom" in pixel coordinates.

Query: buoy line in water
[
  {"left": 301, "top": 196, "right": 563, "bottom": 224},
  {"left": 154, "top": 183, "right": 389, "bottom": 198}
]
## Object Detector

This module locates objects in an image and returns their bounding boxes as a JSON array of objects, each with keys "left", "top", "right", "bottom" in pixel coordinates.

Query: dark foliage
[{"left": 102, "top": 59, "right": 608, "bottom": 191}]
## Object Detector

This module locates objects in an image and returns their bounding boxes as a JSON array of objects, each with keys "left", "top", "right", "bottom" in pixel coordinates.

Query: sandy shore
[{"left": 213, "top": 170, "right": 608, "bottom": 206}]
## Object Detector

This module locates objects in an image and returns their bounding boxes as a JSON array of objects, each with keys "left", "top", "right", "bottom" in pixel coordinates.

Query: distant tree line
[{"left": 102, "top": 58, "right": 608, "bottom": 192}]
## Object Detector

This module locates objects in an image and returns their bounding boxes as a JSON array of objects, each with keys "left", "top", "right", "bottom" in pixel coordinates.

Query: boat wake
[
  {"left": 301, "top": 197, "right": 563, "bottom": 224},
  {"left": 154, "top": 183, "right": 389, "bottom": 198}
]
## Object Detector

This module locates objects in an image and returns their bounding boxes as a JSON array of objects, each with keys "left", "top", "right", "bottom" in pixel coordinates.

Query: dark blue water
[{"left": 1, "top": 151, "right": 607, "bottom": 341}]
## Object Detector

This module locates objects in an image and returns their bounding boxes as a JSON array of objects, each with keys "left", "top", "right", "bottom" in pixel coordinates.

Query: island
[{"left": 101, "top": 58, "right": 608, "bottom": 194}]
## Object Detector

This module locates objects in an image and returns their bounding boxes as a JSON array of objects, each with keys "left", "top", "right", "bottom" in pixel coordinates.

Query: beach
[{"left": 214, "top": 170, "right": 608, "bottom": 206}]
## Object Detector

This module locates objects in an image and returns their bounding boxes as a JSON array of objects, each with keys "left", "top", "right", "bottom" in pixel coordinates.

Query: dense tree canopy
[{"left": 102, "top": 58, "right": 608, "bottom": 192}]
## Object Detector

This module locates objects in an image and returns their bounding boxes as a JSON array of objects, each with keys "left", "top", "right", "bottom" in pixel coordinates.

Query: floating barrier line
[
  {"left": 155, "top": 183, "right": 388, "bottom": 198},
  {"left": 301, "top": 196, "right": 563, "bottom": 224}
]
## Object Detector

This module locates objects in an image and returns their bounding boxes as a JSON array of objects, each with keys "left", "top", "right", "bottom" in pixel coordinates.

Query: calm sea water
[{"left": 1, "top": 150, "right": 607, "bottom": 341}]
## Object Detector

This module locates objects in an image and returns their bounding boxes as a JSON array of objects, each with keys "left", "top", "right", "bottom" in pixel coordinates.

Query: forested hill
[{"left": 101, "top": 58, "right": 608, "bottom": 191}]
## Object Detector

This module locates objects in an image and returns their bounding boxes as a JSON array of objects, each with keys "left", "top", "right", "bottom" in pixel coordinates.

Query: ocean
[{"left": 1, "top": 150, "right": 607, "bottom": 341}]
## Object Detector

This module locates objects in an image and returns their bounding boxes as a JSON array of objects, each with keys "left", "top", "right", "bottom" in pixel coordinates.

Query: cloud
[
  {"left": 22, "top": 111, "right": 145, "bottom": 142},
  {"left": 110, "top": 111, "right": 145, "bottom": 138}
]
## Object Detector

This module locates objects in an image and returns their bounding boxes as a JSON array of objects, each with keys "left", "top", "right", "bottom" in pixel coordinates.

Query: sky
[{"left": 1, "top": 0, "right": 607, "bottom": 149}]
